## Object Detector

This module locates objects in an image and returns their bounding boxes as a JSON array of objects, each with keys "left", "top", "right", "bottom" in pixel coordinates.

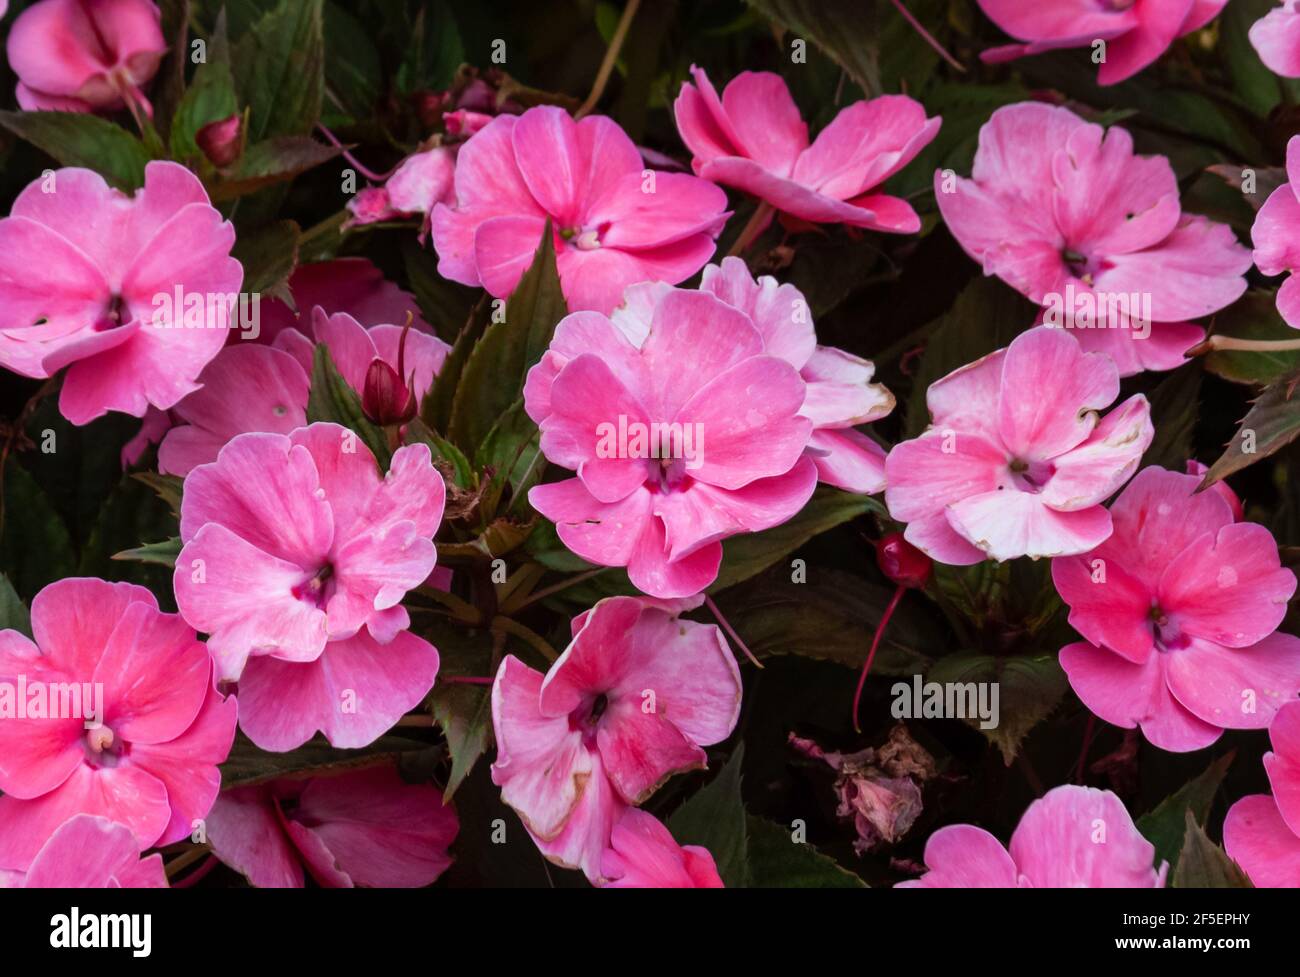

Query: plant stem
[
  {"left": 576, "top": 0, "right": 643, "bottom": 119},
  {"left": 506, "top": 566, "right": 610, "bottom": 613},
  {"left": 704, "top": 594, "right": 763, "bottom": 669},
  {"left": 889, "top": 0, "right": 964, "bottom": 72},
  {"left": 1189, "top": 334, "right": 1300, "bottom": 355},
  {"left": 852, "top": 583, "right": 904, "bottom": 733},
  {"left": 165, "top": 844, "right": 211, "bottom": 880},
  {"left": 492, "top": 615, "right": 559, "bottom": 662},
  {"left": 725, "top": 202, "right": 776, "bottom": 258},
  {"left": 1074, "top": 714, "right": 1096, "bottom": 784}
]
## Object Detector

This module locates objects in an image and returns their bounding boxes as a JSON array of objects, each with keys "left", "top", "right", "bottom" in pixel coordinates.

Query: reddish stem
[
  {"left": 445, "top": 675, "right": 494, "bottom": 686},
  {"left": 852, "top": 583, "right": 905, "bottom": 733},
  {"left": 889, "top": 0, "right": 965, "bottom": 72},
  {"left": 1074, "top": 714, "right": 1096, "bottom": 784},
  {"left": 704, "top": 594, "right": 763, "bottom": 669},
  {"left": 172, "top": 854, "right": 218, "bottom": 888}
]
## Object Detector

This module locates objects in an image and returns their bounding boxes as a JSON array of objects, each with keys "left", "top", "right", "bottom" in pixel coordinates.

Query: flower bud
[
  {"left": 196, "top": 113, "right": 244, "bottom": 168},
  {"left": 362, "top": 357, "right": 416, "bottom": 426},
  {"left": 874, "top": 532, "right": 932, "bottom": 589}
]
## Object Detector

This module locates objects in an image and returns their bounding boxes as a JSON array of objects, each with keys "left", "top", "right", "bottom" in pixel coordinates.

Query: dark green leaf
[
  {"left": 169, "top": 11, "right": 238, "bottom": 162},
  {"left": 230, "top": 219, "right": 301, "bottom": 300},
  {"left": 429, "top": 683, "right": 493, "bottom": 802},
  {"left": 113, "top": 537, "right": 183, "bottom": 569},
  {"left": 742, "top": 0, "right": 880, "bottom": 95},
  {"left": 1141, "top": 363, "right": 1202, "bottom": 472},
  {"left": 0, "top": 462, "right": 76, "bottom": 601},
  {"left": 208, "top": 136, "right": 340, "bottom": 201},
  {"left": 0, "top": 112, "right": 151, "bottom": 191},
  {"left": 1202, "top": 368, "right": 1300, "bottom": 486},
  {"left": 1137, "top": 752, "right": 1234, "bottom": 871},
  {"left": 232, "top": 0, "right": 325, "bottom": 142},
  {"left": 448, "top": 225, "right": 567, "bottom": 453},
  {"left": 219, "top": 731, "right": 432, "bottom": 789},
  {"left": 0, "top": 573, "right": 32, "bottom": 638},
  {"left": 926, "top": 652, "right": 1067, "bottom": 764},
  {"left": 668, "top": 744, "right": 751, "bottom": 887},
  {"left": 1171, "top": 811, "right": 1252, "bottom": 888},
  {"left": 709, "top": 487, "right": 883, "bottom": 593},
  {"left": 747, "top": 815, "right": 866, "bottom": 888}
]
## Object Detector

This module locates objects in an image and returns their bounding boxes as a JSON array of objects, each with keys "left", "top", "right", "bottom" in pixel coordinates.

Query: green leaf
[
  {"left": 742, "top": 0, "right": 880, "bottom": 95},
  {"left": 717, "top": 567, "right": 940, "bottom": 675},
  {"left": 402, "top": 238, "right": 479, "bottom": 344},
  {"left": 1137, "top": 752, "right": 1234, "bottom": 872},
  {"left": 477, "top": 399, "right": 544, "bottom": 520},
  {"left": 0, "top": 573, "right": 32, "bottom": 638},
  {"left": 1140, "top": 363, "right": 1202, "bottom": 472},
  {"left": 668, "top": 745, "right": 751, "bottom": 887},
  {"left": 428, "top": 683, "right": 493, "bottom": 802},
  {"left": 404, "top": 418, "right": 477, "bottom": 490},
  {"left": 169, "top": 10, "right": 238, "bottom": 162},
  {"left": 232, "top": 0, "right": 325, "bottom": 142},
  {"left": 1171, "top": 811, "right": 1252, "bottom": 888},
  {"left": 131, "top": 472, "right": 184, "bottom": 517},
  {"left": 1220, "top": 0, "right": 1294, "bottom": 117},
  {"left": 0, "top": 461, "right": 76, "bottom": 601},
  {"left": 447, "top": 224, "right": 567, "bottom": 453},
  {"left": 396, "top": 1, "right": 465, "bottom": 93},
  {"left": 904, "top": 277, "right": 1039, "bottom": 437},
  {"left": 306, "top": 343, "right": 393, "bottom": 470},
  {"left": 322, "top": 0, "right": 382, "bottom": 122},
  {"left": 1204, "top": 292, "right": 1300, "bottom": 386},
  {"left": 709, "top": 487, "right": 883, "bottom": 593},
  {"left": 208, "top": 136, "right": 340, "bottom": 201},
  {"left": 219, "top": 731, "right": 432, "bottom": 789},
  {"left": 747, "top": 815, "right": 866, "bottom": 888},
  {"left": 1202, "top": 368, "right": 1300, "bottom": 486},
  {"left": 230, "top": 219, "right": 301, "bottom": 300},
  {"left": 926, "top": 652, "right": 1068, "bottom": 764},
  {"left": 422, "top": 298, "right": 491, "bottom": 435},
  {"left": 0, "top": 112, "right": 152, "bottom": 191},
  {"left": 113, "top": 537, "right": 183, "bottom": 569}
]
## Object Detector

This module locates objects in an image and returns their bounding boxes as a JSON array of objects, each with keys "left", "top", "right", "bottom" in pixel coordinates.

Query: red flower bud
[
  {"left": 362, "top": 357, "right": 416, "bottom": 426},
  {"left": 874, "top": 532, "right": 932, "bottom": 590},
  {"left": 195, "top": 113, "right": 244, "bottom": 168}
]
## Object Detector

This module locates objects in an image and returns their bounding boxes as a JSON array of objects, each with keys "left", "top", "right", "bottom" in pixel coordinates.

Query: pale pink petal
[{"left": 1223, "top": 794, "right": 1300, "bottom": 888}]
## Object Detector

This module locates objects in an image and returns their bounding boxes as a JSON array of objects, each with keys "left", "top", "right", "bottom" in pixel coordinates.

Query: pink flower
[
  {"left": 1250, "top": 2, "right": 1300, "bottom": 77},
  {"left": 158, "top": 308, "right": 448, "bottom": 476},
  {"left": 0, "top": 162, "right": 242, "bottom": 423},
  {"left": 976, "top": 0, "right": 1227, "bottom": 85},
  {"left": 898, "top": 784, "right": 1167, "bottom": 887},
  {"left": 206, "top": 765, "right": 457, "bottom": 888},
  {"left": 674, "top": 66, "right": 940, "bottom": 234},
  {"left": 0, "top": 815, "right": 167, "bottom": 889},
  {"left": 0, "top": 577, "right": 237, "bottom": 871},
  {"left": 1252, "top": 135, "right": 1300, "bottom": 329},
  {"left": 885, "top": 326, "right": 1153, "bottom": 565},
  {"left": 699, "top": 257, "right": 895, "bottom": 493},
  {"left": 491, "top": 596, "right": 741, "bottom": 881},
  {"left": 255, "top": 257, "right": 430, "bottom": 345},
  {"left": 174, "top": 423, "right": 445, "bottom": 687},
  {"left": 936, "top": 102, "right": 1251, "bottom": 375},
  {"left": 1053, "top": 467, "right": 1300, "bottom": 752},
  {"left": 431, "top": 105, "right": 729, "bottom": 314},
  {"left": 346, "top": 146, "right": 457, "bottom": 241},
  {"left": 7, "top": 0, "right": 167, "bottom": 113},
  {"left": 1224, "top": 702, "right": 1300, "bottom": 887},
  {"left": 524, "top": 284, "right": 818, "bottom": 598},
  {"left": 599, "top": 809, "right": 724, "bottom": 888}
]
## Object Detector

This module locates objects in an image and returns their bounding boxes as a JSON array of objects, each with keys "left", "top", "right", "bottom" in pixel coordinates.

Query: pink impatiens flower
[
  {"left": 0, "top": 815, "right": 167, "bottom": 889},
  {"left": 346, "top": 146, "right": 457, "bottom": 241},
  {"left": 599, "top": 809, "right": 724, "bottom": 888},
  {"left": 491, "top": 595, "right": 742, "bottom": 881},
  {"left": 674, "top": 66, "right": 940, "bottom": 234},
  {"left": 1053, "top": 466, "right": 1300, "bottom": 752},
  {"left": 885, "top": 326, "right": 1153, "bottom": 565},
  {"left": 174, "top": 422, "right": 443, "bottom": 683},
  {"left": 898, "top": 784, "right": 1167, "bottom": 888},
  {"left": 431, "top": 105, "right": 729, "bottom": 314},
  {"left": 975, "top": 0, "right": 1228, "bottom": 85},
  {"left": 1252, "top": 136, "right": 1300, "bottom": 329},
  {"left": 206, "top": 765, "right": 458, "bottom": 888},
  {"left": 158, "top": 308, "right": 449, "bottom": 476},
  {"left": 936, "top": 102, "right": 1251, "bottom": 375},
  {"left": 524, "top": 284, "right": 818, "bottom": 597},
  {"left": 0, "top": 161, "right": 242, "bottom": 423},
  {"left": 255, "top": 257, "right": 431, "bottom": 345},
  {"left": 698, "top": 258, "right": 895, "bottom": 494},
  {"left": 1223, "top": 701, "right": 1300, "bottom": 887},
  {"left": 0, "top": 577, "right": 237, "bottom": 871},
  {"left": 1249, "top": 2, "right": 1300, "bottom": 78},
  {"left": 7, "top": 0, "right": 167, "bottom": 113}
]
